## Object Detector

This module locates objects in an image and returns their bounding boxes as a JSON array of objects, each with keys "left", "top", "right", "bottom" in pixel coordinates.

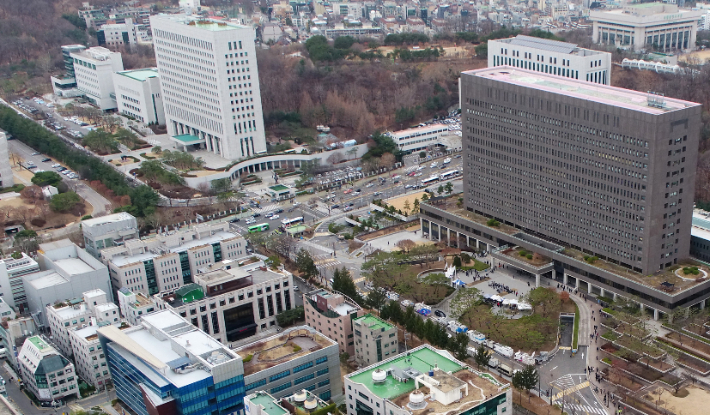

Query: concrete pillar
[
  {"left": 446, "top": 228, "right": 451, "bottom": 247},
  {"left": 563, "top": 273, "right": 568, "bottom": 285},
  {"left": 612, "top": 292, "right": 618, "bottom": 301},
  {"left": 588, "top": 283, "right": 593, "bottom": 294},
  {"left": 686, "top": 308, "right": 691, "bottom": 318},
  {"left": 701, "top": 301, "right": 706, "bottom": 311},
  {"left": 600, "top": 288, "right": 606, "bottom": 298},
  {"left": 535, "top": 274, "right": 540, "bottom": 288},
  {"left": 575, "top": 278, "right": 580, "bottom": 289},
  {"left": 653, "top": 308, "right": 659, "bottom": 321},
  {"left": 639, "top": 303, "right": 644, "bottom": 313}
]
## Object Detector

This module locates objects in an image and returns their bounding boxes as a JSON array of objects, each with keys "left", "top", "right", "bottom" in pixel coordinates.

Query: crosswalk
[
  {"left": 352, "top": 277, "right": 366, "bottom": 284},
  {"left": 299, "top": 239, "right": 331, "bottom": 254},
  {"left": 315, "top": 259, "right": 341, "bottom": 270},
  {"left": 554, "top": 403, "right": 607, "bottom": 415},
  {"left": 552, "top": 380, "right": 589, "bottom": 400},
  {"left": 252, "top": 204, "right": 280, "bottom": 214}
]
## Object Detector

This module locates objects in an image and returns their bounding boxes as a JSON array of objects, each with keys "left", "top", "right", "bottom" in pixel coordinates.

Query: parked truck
[
  {"left": 488, "top": 357, "right": 499, "bottom": 369},
  {"left": 494, "top": 344, "right": 514, "bottom": 358}
]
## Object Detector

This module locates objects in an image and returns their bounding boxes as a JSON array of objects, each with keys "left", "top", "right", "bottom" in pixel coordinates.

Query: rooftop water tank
[
  {"left": 304, "top": 397, "right": 318, "bottom": 410},
  {"left": 293, "top": 390, "right": 307, "bottom": 402},
  {"left": 408, "top": 391, "right": 427, "bottom": 410},
  {"left": 372, "top": 369, "right": 387, "bottom": 384}
]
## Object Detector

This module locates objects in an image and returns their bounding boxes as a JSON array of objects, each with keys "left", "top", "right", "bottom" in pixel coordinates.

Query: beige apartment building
[{"left": 304, "top": 289, "right": 363, "bottom": 355}]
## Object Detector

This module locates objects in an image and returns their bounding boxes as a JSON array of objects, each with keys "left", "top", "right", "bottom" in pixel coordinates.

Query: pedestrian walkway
[
  {"left": 316, "top": 259, "right": 341, "bottom": 270},
  {"left": 299, "top": 239, "right": 331, "bottom": 254},
  {"left": 556, "top": 403, "right": 607, "bottom": 415}
]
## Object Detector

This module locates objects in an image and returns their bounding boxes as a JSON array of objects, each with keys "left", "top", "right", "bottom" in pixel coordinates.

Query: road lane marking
[{"left": 552, "top": 381, "right": 590, "bottom": 401}]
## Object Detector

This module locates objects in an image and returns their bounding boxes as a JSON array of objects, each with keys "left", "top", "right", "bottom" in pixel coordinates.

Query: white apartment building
[
  {"left": 17, "top": 336, "right": 79, "bottom": 402},
  {"left": 0, "top": 130, "right": 13, "bottom": 188},
  {"left": 97, "top": 18, "right": 138, "bottom": 47},
  {"left": 112, "top": 69, "right": 165, "bottom": 126},
  {"left": 387, "top": 124, "right": 450, "bottom": 153},
  {"left": 153, "top": 260, "right": 295, "bottom": 344},
  {"left": 488, "top": 35, "right": 612, "bottom": 85},
  {"left": 116, "top": 287, "right": 155, "bottom": 325},
  {"left": 100, "top": 222, "right": 246, "bottom": 297},
  {"left": 0, "top": 252, "right": 39, "bottom": 312},
  {"left": 69, "top": 325, "right": 113, "bottom": 390},
  {"left": 150, "top": 14, "right": 267, "bottom": 160},
  {"left": 81, "top": 212, "right": 139, "bottom": 259},
  {"left": 45, "top": 289, "right": 117, "bottom": 359},
  {"left": 69, "top": 47, "right": 124, "bottom": 110},
  {"left": 590, "top": 3, "right": 702, "bottom": 52}
]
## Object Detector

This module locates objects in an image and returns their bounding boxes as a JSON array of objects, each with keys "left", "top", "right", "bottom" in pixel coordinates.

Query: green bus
[{"left": 248, "top": 223, "right": 270, "bottom": 233}]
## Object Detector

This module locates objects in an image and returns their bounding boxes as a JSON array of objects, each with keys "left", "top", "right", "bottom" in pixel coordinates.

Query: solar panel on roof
[{"left": 508, "top": 35, "right": 577, "bottom": 54}]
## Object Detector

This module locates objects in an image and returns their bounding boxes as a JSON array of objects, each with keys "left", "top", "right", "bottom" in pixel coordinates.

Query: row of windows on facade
[
  {"left": 162, "top": 79, "right": 222, "bottom": 111},
  {"left": 493, "top": 56, "right": 581, "bottom": 81},
  {"left": 244, "top": 356, "right": 329, "bottom": 392},
  {"left": 154, "top": 29, "right": 214, "bottom": 52},
  {"left": 156, "top": 56, "right": 217, "bottom": 85},
  {"left": 165, "top": 103, "right": 225, "bottom": 134}
]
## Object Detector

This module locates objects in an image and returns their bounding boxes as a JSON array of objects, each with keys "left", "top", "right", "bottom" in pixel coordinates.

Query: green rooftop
[
  {"left": 118, "top": 69, "right": 158, "bottom": 82},
  {"left": 29, "top": 336, "right": 49, "bottom": 351},
  {"left": 269, "top": 185, "right": 289, "bottom": 192},
  {"left": 248, "top": 393, "right": 288, "bottom": 415},
  {"left": 348, "top": 346, "right": 463, "bottom": 400},
  {"left": 175, "top": 284, "right": 205, "bottom": 304},
  {"left": 286, "top": 225, "right": 307, "bottom": 234},
  {"left": 172, "top": 134, "right": 204, "bottom": 144},
  {"left": 354, "top": 314, "right": 394, "bottom": 332}
]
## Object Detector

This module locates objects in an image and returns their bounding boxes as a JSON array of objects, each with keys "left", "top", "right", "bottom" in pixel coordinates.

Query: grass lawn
[{"left": 573, "top": 303, "right": 580, "bottom": 349}]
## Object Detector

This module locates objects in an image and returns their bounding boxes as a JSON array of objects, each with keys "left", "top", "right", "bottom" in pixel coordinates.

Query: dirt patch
[
  {"left": 512, "top": 389, "right": 565, "bottom": 415},
  {"left": 644, "top": 385, "right": 710, "bottom": 415},
  {"left": 0, "top": 194, "right": 91, "bottom": 231},
  {"left": 384, "top": 191, "right": 428, "bottom": 212},
  {"left": 360, "top": 220, "right": 419, "bottom": 241}
]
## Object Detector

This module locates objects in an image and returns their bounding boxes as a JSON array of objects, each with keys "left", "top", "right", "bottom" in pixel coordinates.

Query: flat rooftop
[
  {"left": 354, "top": 314, "right": 394, "bottom": 332},
  {"left": 248, "top": 393, "right": 288, "bottom": 415},
  {"left": 154, "top": 14, "right": 249, "bottom": 31},
  {"left": 28, "top": 272, "right": 69, "bottom": 290},
  {"left": 54, "top": 258, "right": 95, "bottom": 275},
  {"left": 390, "top": 123, "right": 448, "bottom": 138},
  {"left": 499, "top": 35, "right": 578, "bottom": 54},
  {"left": 235, "top": 326, "right": 336, "bottom": 376},
  {"left": 29, "top": 336, "right": 50, "bottom": 352},
  {"left": 82, "top": 212, "right": 135, "bottom": 227},
  {"left": 464, "top": 67, "right": 700, "bottom": 114}
]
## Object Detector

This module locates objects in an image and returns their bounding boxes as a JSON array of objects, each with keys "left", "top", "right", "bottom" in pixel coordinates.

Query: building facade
[
  {"left": 117, "top": 288, "right": 155, "bottom": 326},
  {"left": 352, "top": 314, "right": 397, "bottom": 366},
  {"left": 81, "top": 212, "right": 139, "bottom": 259},
  {"left": 303, "top": 289, "right": 363, "bottom": 356},
  {"left": 99, "top": 310, "right": 245, "bottom": 415},
  {"left": 387, "top": 124, "right": 450, "bottom": 153},
  {"left": 100, "top": 222, "right": 245, "bottom": 297},
  {"left": 17, "top": 336, "right": 79, "bottom": 402},
  {"left": 150, "top": 14, "right": 267, "bottom": 160},
  {"left": 69, "top": 47, "right": 124, "bottom": 110},
  {"left": 97, "top": 18, "right": 139, "bottom": 47},
  {"left": 0, "top": 252, "right": 40, "bottom": 312},
  {"left": 50, "top": 45, "right": 86, "bottom": 98},
  {"left": 112, "top": 69, "right": 165, "bottom": 125},
  {"left": 0, "top": 317, "right": 38, "bottom": 370},
  {"left": 154, "top": 261, "right": 294, "bottom": 343},
  {"left": 488, "top": 35, "right": 612, "bottom": 85},
  {"left": 419, "top": 66, "right": 706, "bottom": 321},
  {"left": 69, "top": 325, "right": 115, "bottom": 390},
  {"left": 0, "top": 131, "right": 13, "bottom": 188},
  {"left": 590, "top": 4, "right": 702, "bottom": 52},
  {"left": 344, "top": 345, "right": 511, "bottom": 415},
  {"left": 234, "top": 326, "right": 342, "bottom": 403}
]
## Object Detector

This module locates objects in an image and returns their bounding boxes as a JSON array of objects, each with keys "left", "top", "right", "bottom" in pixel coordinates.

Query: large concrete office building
[
  {"left": 112, "top": 69, "right": 165, "bottom": 126},
  {"left": 17, "top": 336, "right": 79, "bottom": 402},
  {"left": 0, "top": 252, "right": 39, "bottom": 312},
  {"left": 69, "top": 46, "right": 124, "bottom": 110},
  {"left": 150, "top": 14, "right": 267, "bottom": 160},
  {"left": 590, "top": 3, "right": 702, "bottom": 52},
  {"left": 420, "top": 66, "right": 705, "bottom": 321},
  {"left": 488, "top": 35, "right": 612, "bottom": 85}
]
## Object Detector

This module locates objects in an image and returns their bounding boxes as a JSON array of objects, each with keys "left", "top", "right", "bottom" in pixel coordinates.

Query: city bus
[
  {"left": 439, "top": 170, "right": 460, "bottom": 181},
  {"left": 421, "top": 176, "right": 440, "bottom": 186},
  {"left": 281, "top": 217, "right": 304, "bottom": 227},
  {"left": 248, "top": 223, "right": 270, "bottom": 233}
]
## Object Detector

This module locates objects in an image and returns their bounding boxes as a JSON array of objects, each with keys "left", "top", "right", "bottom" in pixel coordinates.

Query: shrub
[
  {"left": 293, "top": 345, "right": 302, "bottom": 352},
  {"left": 683, "top": 266, "right": 700, "bottom": 275},
  {"left": 526, "top": 254, "right": 533, "bottom": 260},
  {"left": 30, "top": 218, "right": 46, "bottom": 227},
  {"left": 519, "top": 250, "right": 529, "bottom": 257},
  {"left": 242, "top": 354, "right": 253, "bottom": 363},
  {"left": 81, "top": 215, "right": 93, "bottom": 220},
  {"left": 486, "top": 218, "right": 500, "bottom": 227}
]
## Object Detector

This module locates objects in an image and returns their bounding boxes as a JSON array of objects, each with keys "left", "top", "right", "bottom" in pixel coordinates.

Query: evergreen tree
[{"left": 473, "top": 345, "right": 490, "bottom": 369}]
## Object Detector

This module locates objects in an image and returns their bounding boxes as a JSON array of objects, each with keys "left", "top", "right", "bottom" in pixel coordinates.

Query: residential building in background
[
  {"left": 17, "top": 336, "right": 79, "bottom": 403},
  {"left": 97, "top": 18, "right": 138, "bottom": 47},
  {"left": 0, "top": 298, "right": 16, "bottom": 321},
  {"left": 99, "top": 310, "right": 245, "bottom": 415},
  {"left": 81, "top": 212, "right": 139, "bottom": 259},
  {"left": 154, "top": 260, "right": 294, "bottom": 343},
  {"left": 590, "top": 4, "right": 702, "bottom": 52},
  {"left": 50, "top": 44, "right": 86, "bottom": 98},
  {"left": 303, "top": 289, "right": 363, "bottom": 355},
  {"left": 234, "top": 326, "right": 341, "bottom": 403},
  {"left": 116, "top": 288, "right": 155, "bottom": 326},
  {"left": 45, "top": 289, "right": 117, "bottom": 359},
  {"left": 352, "top": 314, "right": 397, "bottom": 366},
  {"left": 690, "top": 210, "right": 710, "bottom": 262},
  {"left": 244, "top": 389, "right": 331, "bottom": 415},
  {"left": 421, "top": 66, "right": 705, "bottom": 321},
  {"left": 0, "top": 317, "right": 38, "bottom": 370},
  {"left": 69, "top": 46, "right": 124, "bottom": 110},
  {"left": 0, "top": 130, "right": 13, "bottom": 188},
  {"left": 0, "top": 252, "right": 39, "bottom": 312},
  {"left": 150, "top": 14, "right": 267, "bottom": 160},
  {"left": 344, "top": 344, "right": 511, "bottom": 415},
  {"left": 112, "top": 69, "right": 165, "bottom": 125},
  {"left": 488, "top": 35, "right": 612, "bottom": 85},
  {"left": 70, "top": 323, "right": 122, "bottom": 390},
  {"left": 101, "top": 222, "right": 245, "bottom": 297}
]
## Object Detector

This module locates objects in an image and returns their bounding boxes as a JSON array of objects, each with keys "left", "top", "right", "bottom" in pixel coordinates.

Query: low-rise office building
[
  {"left": 50, "top": 45, "right": 87, "bottom": 98},
  {"left": 235, "top": 326, "right": 341, "bottom": 403},
  {"left": 117, "top": 288, "right": 155, "bottom": 326},
  {"left": 81, "top": 212, "right": 139, "bottom": 259},
  {"left": 99, "top": 310, "right": 245, "bottom": 415},
  {"left": 101, "top": 222, "right": 246, "bottom": 297},
  {"left": 244, "top": 389, "right": 331, "bottom": 415},
  {"left": 97, "top": 18, "right": 139, "bottom": 47},
  {"left": 344, "top": 344, "right": 511, "bottom": 415},
  {"left": 590, "top": 3, "right": 702, "bottom": 52},
  {"left": 0, "top": 252, "right": 39, "bottom": 312},
  {"left": 45, "top": 289, "right": 117, "bottom": 359},
  {"left": 352, "top": 314, "right": 397, "bottom": 366},
  {"left": 70, "top": 324, "right": 122, "bottom": 390},
  {"left": 304, "top": 289, "right": 363, "bottom": 356},
  {"left": 112, "top": 69, "right": 165, "bottom": 125},
  {"left": 69, "top": 46, "right": 124, "bottom": 110},
  {"left": 25, "top": 240, "right": 113, "bottom": 327},
  {"left": 17, "top": 336, "right": 79, "bottom": 402},
  {"left": 488, "top": 35, "right": 612, "bottom": 85},
  {"left": 154, "top": 260, "right": 294, "bottom": 343},
  {"left": 387, "top": 124, "right": 450, "bottom": 153},
  {"left": 0, "top": 317, "right": 38, "bottom": 370}
]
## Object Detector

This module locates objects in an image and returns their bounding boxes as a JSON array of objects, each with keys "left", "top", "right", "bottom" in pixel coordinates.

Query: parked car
[
  {"left": 271, "top": 215, "right": 280, "bottom": 220},
  {"left": 229, "top": 218, "right": 240, "bottom": 223},
  {"left": 41, "top": 157, "right": 51, "bottom": 162},
  {"left": 331, "top": 204, "right": 340, "bottom": 209},
  {"left": 253, "top": 213, "right": 261, "bottom": 218},
  {"left": 435, "top": 310, "right": 446, "bottom": 317}
]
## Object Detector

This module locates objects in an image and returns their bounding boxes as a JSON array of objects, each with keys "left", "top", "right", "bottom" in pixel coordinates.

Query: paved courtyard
[{"left": 366, "top": 230, "right": 430, "bottom": 252}]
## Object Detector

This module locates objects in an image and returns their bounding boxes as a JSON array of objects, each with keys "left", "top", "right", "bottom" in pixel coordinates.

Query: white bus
[
  {"left": 439, "top": 170, "right": 460, "bottom": 181},
  {"left": 281, "top": 217, "right": 304, "bottom": 227},
  {"left": 421, "top": 176, "right": 440, "bottom": 186}
]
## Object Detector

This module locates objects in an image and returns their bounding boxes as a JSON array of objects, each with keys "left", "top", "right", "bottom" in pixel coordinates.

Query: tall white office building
[{"left": 150, "top": 15, "right": 267, "bottom": 160}]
